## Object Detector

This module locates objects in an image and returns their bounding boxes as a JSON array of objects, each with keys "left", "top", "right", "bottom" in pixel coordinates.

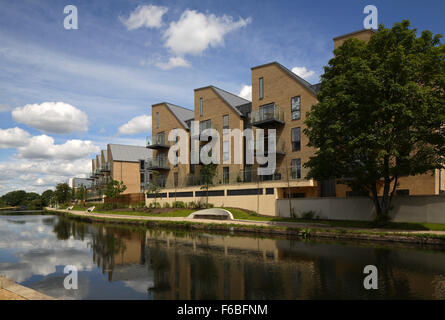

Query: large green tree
[
  {"left": 41, "top": 189, "right": 54, "bottom": 207},
  {"left": 2, "top": 190, "right": 27, "bottom": 206},
  {"left": 304, "top": 20, "right": 445, "bottom": 221},
  {"left": 54, "top": 183, "right": 72, "bottom": 205}
]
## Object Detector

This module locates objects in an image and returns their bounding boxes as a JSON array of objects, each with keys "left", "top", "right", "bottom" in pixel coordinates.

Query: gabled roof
[
  {"left": 333, "top": 28, "right": 376, "bottom": 41},
  {"left": 101, "top": 150, "right": 108, "bottom": 162},
  {"left": 109, "top": 144, "right": 152, "bottom": 162},
  {"left": 311, "top": 83, "right": 321, "bottom": 93},
  {"left": 251, "top": 61, "right": 318, "bottom": 97},
  {"left": 153, "top": 102, "right": 194, "bottom": 129},
  {"left": 195, "top": 85, "right": 251, "bottom": 117}
]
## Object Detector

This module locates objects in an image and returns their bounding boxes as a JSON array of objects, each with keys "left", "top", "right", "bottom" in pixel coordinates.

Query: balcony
[
  {"left": 254, "top": 137, "right": 286, "bottom": 157},
  {"left": 249, "top": 104, "right": 285, "bottom": 127},
  {"left": 146, "top": 134, "right": 170, "bottom": 149},
  {"left": 146, "top": 156, "right": 170, "bottom": 170},
  {"left": 100, "top": 162, "right": 111, "bottom": 172}
]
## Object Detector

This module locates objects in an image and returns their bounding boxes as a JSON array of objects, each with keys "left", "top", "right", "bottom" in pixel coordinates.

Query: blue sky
[{"left": 0, "top": 0, "right": 444, "bottom": 194}]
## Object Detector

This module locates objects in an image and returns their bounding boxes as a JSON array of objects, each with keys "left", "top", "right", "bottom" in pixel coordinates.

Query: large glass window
[
  {"left": 223, "top": 141, "right": 229, "bottom": 162},
  {"left": 223, "top": 167, "right": 229, "bottom": 184},
  {"left": 155, "top": 132, "right": 165, "bottom": 145},
  {"left": 291, "top": 127, "right": 301, "bottom": 151},
  {"left": 291, "top": 96, "right": 301, "bottom": 120},
  {"left": 259, "top": 103, "right": 274, "bottom": 121},
  {"left": 200, "top": 98, "right": 203, "bottom": 116},
  {"left": 259, "top": 77, "right": 264, "bottom": 99},
  {"left": 291, "top": 159, "right": 301, "bottom": 179},
  {"left": 222, "top": 115, "right": 229, "bottom": 129}
]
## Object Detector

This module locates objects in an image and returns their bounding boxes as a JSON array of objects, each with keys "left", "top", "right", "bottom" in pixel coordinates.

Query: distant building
[{"left": 89, "top": 144, "right": 152, "bottom": 201}]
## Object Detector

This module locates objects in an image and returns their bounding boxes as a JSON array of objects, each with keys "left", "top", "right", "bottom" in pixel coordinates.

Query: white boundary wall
[{"left": 277, "top": 196, "right": 445, "bottom": 223}]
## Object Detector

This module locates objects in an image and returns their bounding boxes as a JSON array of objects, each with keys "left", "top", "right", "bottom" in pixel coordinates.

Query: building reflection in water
[{"left": 52, "top": 217, "right": 445, "bottom": 300}]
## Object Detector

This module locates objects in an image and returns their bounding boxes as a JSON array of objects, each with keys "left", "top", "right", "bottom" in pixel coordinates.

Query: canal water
[{"left": 1, "top": 214, "right": 445, "bottom": 300}]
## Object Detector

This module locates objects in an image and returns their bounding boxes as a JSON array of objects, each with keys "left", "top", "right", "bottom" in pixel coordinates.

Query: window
[
  {"left": 223, "top": 167, "right": 229, "bottom": 184},
  {"left": 291, "top": 127, "right": 301, "bottom": 151},
  {"left": 199, "top": 119, "right": 211, "bottom": 134},
  {"left": 156, "top": 112, "right": 159, "bottom": 129},
  {"left": 291, "top": 96, "right": 301, "bottom": 120},
  {"left": 222, "top": 115, "right": 229, "bottom": 129},
  {"left": 223, "top": 141, "right": 229, "bottom": 162},
  {"left": 174, "top": 172, "right": 178, "bottom": 187},
  {"left": 155, "top": 132, "right": 165, "bottom": 145},
  {"left": 200, "top": 98, "right": 203, "bottom": 116},
  {"left": 140, "top": 172, "right": 145, "bottom": 184},
  {"left": 259, "top": 103, "right": 275, "bottom": 121},
  {"left": 291, "top": 159, "right": 301, "bottom": 179},
  {"left": 244, "top": 165, "right": 252, "bottom": 182},
  {"left": 174, "top": 150, "right": 179, "bottom": 167},
  {"left": 139, "top": 160, "right": 145, "bottom": 171},
  {"left": 259, "top": 77, "right": 264, "bottom": 99}
]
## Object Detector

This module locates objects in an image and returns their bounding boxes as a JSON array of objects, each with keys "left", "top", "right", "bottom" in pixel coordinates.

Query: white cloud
[
  {"left": 291, "top": 66, "right": 316, "bottom": 80},
  {"left": 0, "top": 158, "right": 93, "bottom": 195},
  {"left": 155, "top": 56, "right": 191, "bottom": 70},
  {"left": 238, "top": 85, "right": 252, "bottom": 101},
  {"left": 118, "top": 115, "right": 152, "bottom": 135},
  {"left": 120, "top": 5, "right": 168, "bottom": 30},
  {"left": 0, "top": 127, "right": 30, "bottom": 148},
  {"left": 164, "top": 10, "right": 251, "bottom": 56},
  {"left": 0, "top": 104, "right": 11, "bottom": 112},
  {"left": 12, "top": 102, "right": 88, "bottom": 134},
  {"left": 17, "top": 135, "right": 99, "bottom": 160}
]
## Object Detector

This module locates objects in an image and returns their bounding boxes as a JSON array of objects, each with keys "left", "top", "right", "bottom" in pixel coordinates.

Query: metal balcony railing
[
  {"left": 249, "top": 104, "right": 285, "bottom": 127},
  {"left": 146, "top": 156, "right": 170, "bottom": 170},
  {"left": 100, "top": 162, "right": 111, "bottom": 172},
  {"left": 147, "top": 134, "right": 169, "bottom": 149}
]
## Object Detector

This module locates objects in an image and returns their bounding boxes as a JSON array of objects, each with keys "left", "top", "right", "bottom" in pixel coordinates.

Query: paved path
[
  {"left": 46, "top": 208, "right": 445, "bottom": 236},
  {"left": 0, "top": 276, "right": 54, "bottom": 300}
]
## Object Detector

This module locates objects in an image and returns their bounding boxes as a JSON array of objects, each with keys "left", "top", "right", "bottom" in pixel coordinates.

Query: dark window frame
[
  {"left": 259, "top": 77, "right": 264, "bottom": 100},
  {"left": 291, "top": 127, "right": 301, "bottom": 151},
  {"left": 199, "top": 98, "right": 203, "bottom": 116},
  {"left": 291, "top": 96, "right": 301, "bottom": 120}
]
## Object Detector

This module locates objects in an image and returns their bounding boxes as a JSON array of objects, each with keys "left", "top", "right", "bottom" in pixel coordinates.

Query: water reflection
[{"left": 1, "top": 215, "right": 445, "bottom": 300}]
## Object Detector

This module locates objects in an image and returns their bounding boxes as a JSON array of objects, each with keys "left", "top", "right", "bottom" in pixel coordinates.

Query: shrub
[
  {"left": 172, "top": 201, "right": 186, "bottom": 208},
  {"left": 163, "top": 202, "right": 171, "bottom": 208},
  {"left": 300, "top": 210, "right": 316, "bottom": 220},
  {"left": 187, "top": 202, "right": 195, "bottom": 209}
]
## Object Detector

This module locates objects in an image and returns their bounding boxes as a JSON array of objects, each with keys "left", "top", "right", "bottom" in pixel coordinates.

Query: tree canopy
[{"left": 304, "top": 20, "right": 445, "bottom": 220}]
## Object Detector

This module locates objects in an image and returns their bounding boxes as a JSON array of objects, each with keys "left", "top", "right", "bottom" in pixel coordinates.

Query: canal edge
[{"left": 45, "top": 208, "right": 445, "bottom": 247}]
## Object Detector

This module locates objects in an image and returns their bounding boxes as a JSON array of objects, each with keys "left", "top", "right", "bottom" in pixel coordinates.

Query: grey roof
[
  {"left": 211, "top": 86, "right": 250, "bottom": 116},
  {"left": 311, "top": 83, "right": 321, "bottom": 94},
  {"left": 109, "top": 144, "right": 152, "bottom": 162},
  {"left": 73, "top": 178, "right": 92, "bottom": 188},
  {"left": 251, "top": 62, "right": 318, "bottom": 97},
  {"left": 164, "top": 103, "right": 194, "bottom": 129},
  {"left": 101, "top": 150, "right": 108, "bottom": 162}
]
